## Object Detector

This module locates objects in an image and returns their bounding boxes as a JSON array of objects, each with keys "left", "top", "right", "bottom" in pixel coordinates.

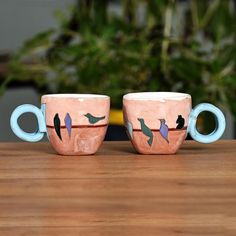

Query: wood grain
[{"left": 0, "top": 141, "right": 235, "bottom": 235}]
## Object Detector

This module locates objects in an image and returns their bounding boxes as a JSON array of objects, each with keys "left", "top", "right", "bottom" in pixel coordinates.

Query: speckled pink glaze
[
  {"left": 41, "top": 94, "right": 110, "bottom": 155},
  {"left": 123, "top": 92, "right": 192, "bottom": 154}
]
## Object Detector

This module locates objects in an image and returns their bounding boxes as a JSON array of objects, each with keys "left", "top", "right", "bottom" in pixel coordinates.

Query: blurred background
[{"left": 0, "top": 0, "right": 235, "bottom": 141}]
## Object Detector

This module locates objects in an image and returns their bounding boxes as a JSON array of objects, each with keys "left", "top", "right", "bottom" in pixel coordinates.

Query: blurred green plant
[{"left": 3, "top": 0, "right": 236, "bottom": 114}]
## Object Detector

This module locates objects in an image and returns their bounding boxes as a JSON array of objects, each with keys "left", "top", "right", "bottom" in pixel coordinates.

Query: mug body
[
  {"left": 42, "top": 94, "right": 110, "bottom": 155},
  {"left": 123, "top": 92, "right": 192, "bottom": 154}
]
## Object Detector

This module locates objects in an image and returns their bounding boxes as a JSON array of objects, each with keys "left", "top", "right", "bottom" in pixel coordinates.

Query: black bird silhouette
[
  {"left": 54, "top": 113, "right": 62, "bottom": 140},
  {"left": 176, "top": 115, "right": 185, "bottom": 129}
]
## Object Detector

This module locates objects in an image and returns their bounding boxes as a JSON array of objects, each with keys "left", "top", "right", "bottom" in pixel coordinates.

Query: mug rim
[
  {"left": 42, "top": 94, "right": 110, "bottom": 100},
  {"left": 123, "top": 92, "right": 191, "bottom": 101}
]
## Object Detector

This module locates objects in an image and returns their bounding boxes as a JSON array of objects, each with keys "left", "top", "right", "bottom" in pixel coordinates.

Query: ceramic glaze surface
[
  {"left": 123, "top": 92, "right": 192, "bottom": 154},
  {"left": 41, "top": 95, "right": 110, "bottom": 155}
]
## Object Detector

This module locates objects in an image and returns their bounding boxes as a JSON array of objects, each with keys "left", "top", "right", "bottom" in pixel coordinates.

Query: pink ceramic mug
[
  {"left": 123, "top": 92, "right": 226, "bottom": 154},
  {"left": 11, "top": 94, "right": 110, "bottom": 155}
]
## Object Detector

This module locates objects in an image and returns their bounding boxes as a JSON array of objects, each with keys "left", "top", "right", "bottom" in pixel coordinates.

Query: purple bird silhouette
[
  {"left": 159, "top": 119, "right": 169, "bottom": 143},
  {"left": 65, "top": 113, "right": 72, "bottom": 138}
]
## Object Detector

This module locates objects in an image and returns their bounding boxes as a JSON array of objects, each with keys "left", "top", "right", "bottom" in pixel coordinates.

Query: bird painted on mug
[
  {"left": 65, "top": 113, "right": 72, "bottom": 138},
  {"left": 137, "top": 118, "right": 153, "bottom": 146},
  {"left": 176, "top": 115, "right": 185, "bottom": 129},
  {"left": 159, "top": 119, "right": 169, "bottom": 143},
  {"left": 84, "top": 113, "right": 106, "bottom": 124},
  {"left": 54, "top": 113, "right": 62, "bottom": 141},
  {"left": 126, "top": 121, "right": 133, "bottom": 139}
]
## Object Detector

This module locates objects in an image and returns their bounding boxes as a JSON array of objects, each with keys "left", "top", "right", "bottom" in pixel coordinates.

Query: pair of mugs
[{"left": 10, "top": 92, "right": 226, "bottom": 155}]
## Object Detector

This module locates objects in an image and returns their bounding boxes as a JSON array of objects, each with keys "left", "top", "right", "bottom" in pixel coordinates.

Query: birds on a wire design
[
  {"left": 53, "top": 113, "right": 106, "bottom": 141},
  {"left": 53, "top": 112, "right": 185, "bottom": 144},
  {"left": 129, "top": 115, "right": 186, "bottom": 146}
]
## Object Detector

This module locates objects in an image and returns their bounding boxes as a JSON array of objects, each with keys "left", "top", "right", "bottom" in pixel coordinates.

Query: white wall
[
  {"left": 0, "top": 0, "right": 75, "bottom": 51},
  {"left": 0, "top": 0, "right": 75, "bottom": 141}
]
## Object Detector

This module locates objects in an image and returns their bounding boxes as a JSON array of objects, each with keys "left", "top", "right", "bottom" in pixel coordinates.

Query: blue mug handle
[
  {"left": 10, "top": 104, "right": 47, "bottom": 142},
  {"left": 188, "top": 103, "right": 226, "bottom": 143}
]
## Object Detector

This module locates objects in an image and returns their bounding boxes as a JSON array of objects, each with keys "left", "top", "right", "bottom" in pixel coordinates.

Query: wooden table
[{"left": 0, "top": 141, "right": 235, "bottom": 235}]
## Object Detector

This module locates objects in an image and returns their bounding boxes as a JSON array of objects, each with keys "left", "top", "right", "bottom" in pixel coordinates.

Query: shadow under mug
[
  {"left": 123, "top": 92, "right": 226, "bottom": 154},
  {"left": 10, "top": 94, "right": 110, "bottom": 155}
]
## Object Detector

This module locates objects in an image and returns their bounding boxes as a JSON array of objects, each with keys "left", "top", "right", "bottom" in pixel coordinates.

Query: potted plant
[{"left": 3, "top": 0, "right": 236, "bottom": 139}]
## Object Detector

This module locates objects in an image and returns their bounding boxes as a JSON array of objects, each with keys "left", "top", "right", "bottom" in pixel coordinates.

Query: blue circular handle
[
  {"left": 10, "top": 104, "right": 47, "bottom": 142},
  {"left": 188, "top": 103, "right": 226, "bottom": 143}
]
